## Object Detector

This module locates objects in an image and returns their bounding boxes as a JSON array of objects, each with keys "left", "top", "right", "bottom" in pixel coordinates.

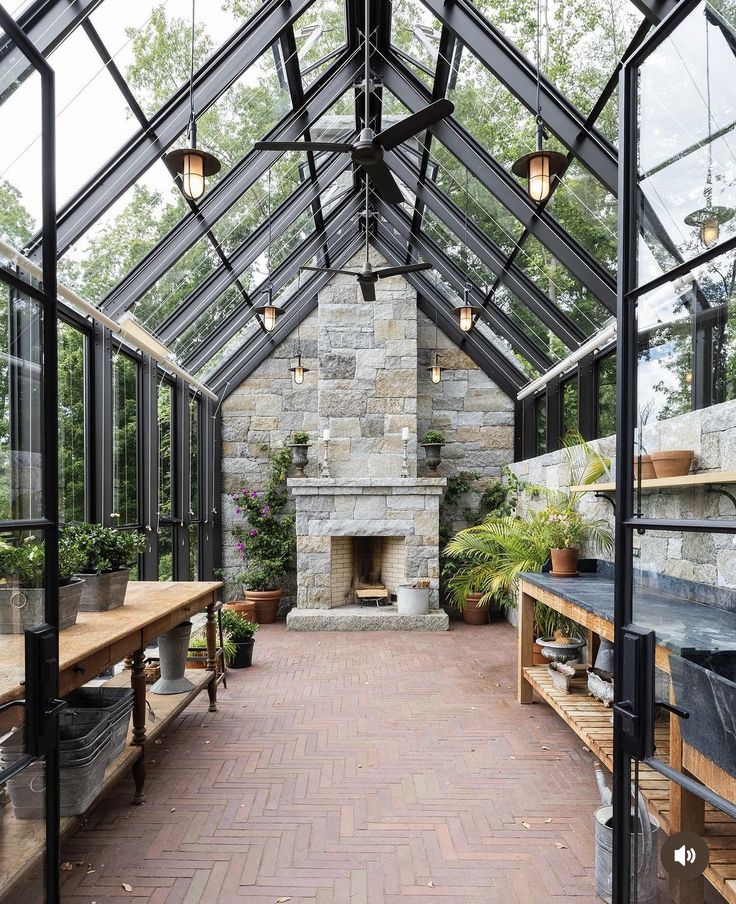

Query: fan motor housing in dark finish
[{"left": 353, "top": 129, "right": 383, "bottom": 165}]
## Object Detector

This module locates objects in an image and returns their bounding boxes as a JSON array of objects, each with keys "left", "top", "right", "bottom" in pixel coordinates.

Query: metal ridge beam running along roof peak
[
  {"left": 1, "top": 0, "right": 625, "bottom": 379},
  {"left": 254, "top": 0, "right": 456, "bottom": 206}
]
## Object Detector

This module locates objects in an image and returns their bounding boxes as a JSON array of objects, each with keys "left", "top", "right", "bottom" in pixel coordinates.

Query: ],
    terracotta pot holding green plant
[
  {"left": 462, "top": 592, "right": 489, "bottom": 625},
  {"left": 231, "top": 448, "right": 295, "bottom": 627},
  {"left": 246, "top": 588, "right": 283, "bottom": 624},
  {"left": 226, "top": 599, "right": 257, "bottom": 622},
  {"left": 550, "top": 547, "right": 579, "bottom": 576}
]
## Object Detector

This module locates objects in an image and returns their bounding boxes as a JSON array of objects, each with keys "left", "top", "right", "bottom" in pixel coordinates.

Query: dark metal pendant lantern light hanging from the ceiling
[
  {"left": 289, "top": 268, "right": 310, "bottom": 385},
  {"left": 684, "top": 15, "right": 733, "bottom": 248},
  {"left": 511, "top": 0, "right": 565, "bottom": 203},
  {"left": 255, "top": 166, "right": 285, "bottom": 332},
  {"left": 454, "top": 168, "right": 476, "bottom": 333},
  {"left": 165, "top": 0, "right": 221, "bottom": 200},
  {"left": 290, "top": 352, "right": 307, "bottom": 384}
]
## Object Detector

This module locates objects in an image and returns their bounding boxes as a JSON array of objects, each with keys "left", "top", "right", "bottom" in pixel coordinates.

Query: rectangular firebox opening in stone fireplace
[{"left": 330, "top": 536, "right": 406, "bottom": 606}]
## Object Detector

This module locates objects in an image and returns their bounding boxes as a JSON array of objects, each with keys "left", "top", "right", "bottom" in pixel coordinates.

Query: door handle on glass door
[{"left": 655, "top": 699, "right": 689, "bottom": 719}]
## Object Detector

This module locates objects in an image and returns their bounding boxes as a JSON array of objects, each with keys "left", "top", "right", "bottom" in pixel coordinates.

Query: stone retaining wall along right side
[{"left": 509, "top": 395, "right": 736, "bottom": 600}]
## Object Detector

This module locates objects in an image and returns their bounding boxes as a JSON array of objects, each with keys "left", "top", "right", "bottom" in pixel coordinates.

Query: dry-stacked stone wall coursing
[
  {"left": 220, "top": 256, "right": 517, "bottom": 604},
  {"left": 510, "top": 397, "right": 736, "bottom": 610},
  {"left": 316, "top": 263, "right": 418, "bottom": 478}
]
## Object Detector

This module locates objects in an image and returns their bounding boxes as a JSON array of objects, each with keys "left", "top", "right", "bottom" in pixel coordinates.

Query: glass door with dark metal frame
[
  {"left": 616, "top": 2, "right": 736, "bottom": 902},
  {"left": 0, "top": 6, "right": 62, "bottom": 901}
]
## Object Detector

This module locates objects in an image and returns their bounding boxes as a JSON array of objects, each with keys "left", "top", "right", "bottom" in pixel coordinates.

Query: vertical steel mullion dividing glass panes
[
  {"left": 616, "top": 3, "right": 736, "bottom": 903},
  {"left": 188, "top": 393, "right": 201, "bottom": 580},
  {"left": 0, "top": 3, "right": 61, "bottom": 903}
]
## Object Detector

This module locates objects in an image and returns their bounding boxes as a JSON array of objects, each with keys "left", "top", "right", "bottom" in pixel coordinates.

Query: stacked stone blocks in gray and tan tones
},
[
  {"left": 220, "top": 253, "right": 516, "bottom": 608},
  {"left": 317, "top": 267, "right": 418, "bottom": 478},
  {"left": 416, "top": 313, "right": 515, "bottom": 480},
  {"left": 290, "top": 262, "right": 446, "bottom": 629}
]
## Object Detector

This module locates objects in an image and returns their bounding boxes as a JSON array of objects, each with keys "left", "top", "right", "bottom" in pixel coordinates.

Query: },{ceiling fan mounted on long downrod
[
  {"left": 303, "top": 178, "right": 433, "bottom": 300},
  {"left": 254, "top": 0, "right": 455, "bottom": 204}
]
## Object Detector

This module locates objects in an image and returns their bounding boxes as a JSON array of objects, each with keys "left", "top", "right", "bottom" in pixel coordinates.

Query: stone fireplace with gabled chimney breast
[{"left": 285, "top": 261, "right": 447, "bottom": 631}]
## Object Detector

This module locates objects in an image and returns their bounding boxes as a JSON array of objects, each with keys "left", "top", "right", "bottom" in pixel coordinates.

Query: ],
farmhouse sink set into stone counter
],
[{"left": 286, "top": 478, "right": 448, "bottom": 631}]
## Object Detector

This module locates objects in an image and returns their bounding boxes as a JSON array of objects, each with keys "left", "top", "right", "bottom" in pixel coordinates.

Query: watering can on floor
[{"left": 593, "top": 762, "right": 660, "bottom": 903}]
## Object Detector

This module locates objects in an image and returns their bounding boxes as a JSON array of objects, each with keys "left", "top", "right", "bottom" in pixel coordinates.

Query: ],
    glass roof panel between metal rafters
[{"left": 0, "top": 0, "right": 684, "bottom": 391}]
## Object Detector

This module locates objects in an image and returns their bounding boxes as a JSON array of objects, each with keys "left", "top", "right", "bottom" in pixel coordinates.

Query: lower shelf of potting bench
[
  {"left": 524, "top": 665, "right": 736, "bottom": 904},
  {"left": 0, "top": 667, "right": 214, "bottom": 902}
]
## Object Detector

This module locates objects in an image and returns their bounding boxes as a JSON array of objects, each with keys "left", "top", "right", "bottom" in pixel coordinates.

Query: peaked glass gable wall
[{"left": 0, "top": 0, "right": 679, "bottom": 529}]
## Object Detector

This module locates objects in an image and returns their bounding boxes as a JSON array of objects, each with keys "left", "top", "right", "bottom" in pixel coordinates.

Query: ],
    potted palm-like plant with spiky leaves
[
  {"left": 444, "top": 432, "right": 613, "bottom": 628},
  {"left": 444, "top": 510, "right": 551, "bottom": 623}
]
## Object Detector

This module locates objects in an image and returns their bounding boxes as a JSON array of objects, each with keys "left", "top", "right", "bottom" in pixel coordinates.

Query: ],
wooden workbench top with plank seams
[{"left": 0, "top": 581, "right": 222, "bottom": 706}]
